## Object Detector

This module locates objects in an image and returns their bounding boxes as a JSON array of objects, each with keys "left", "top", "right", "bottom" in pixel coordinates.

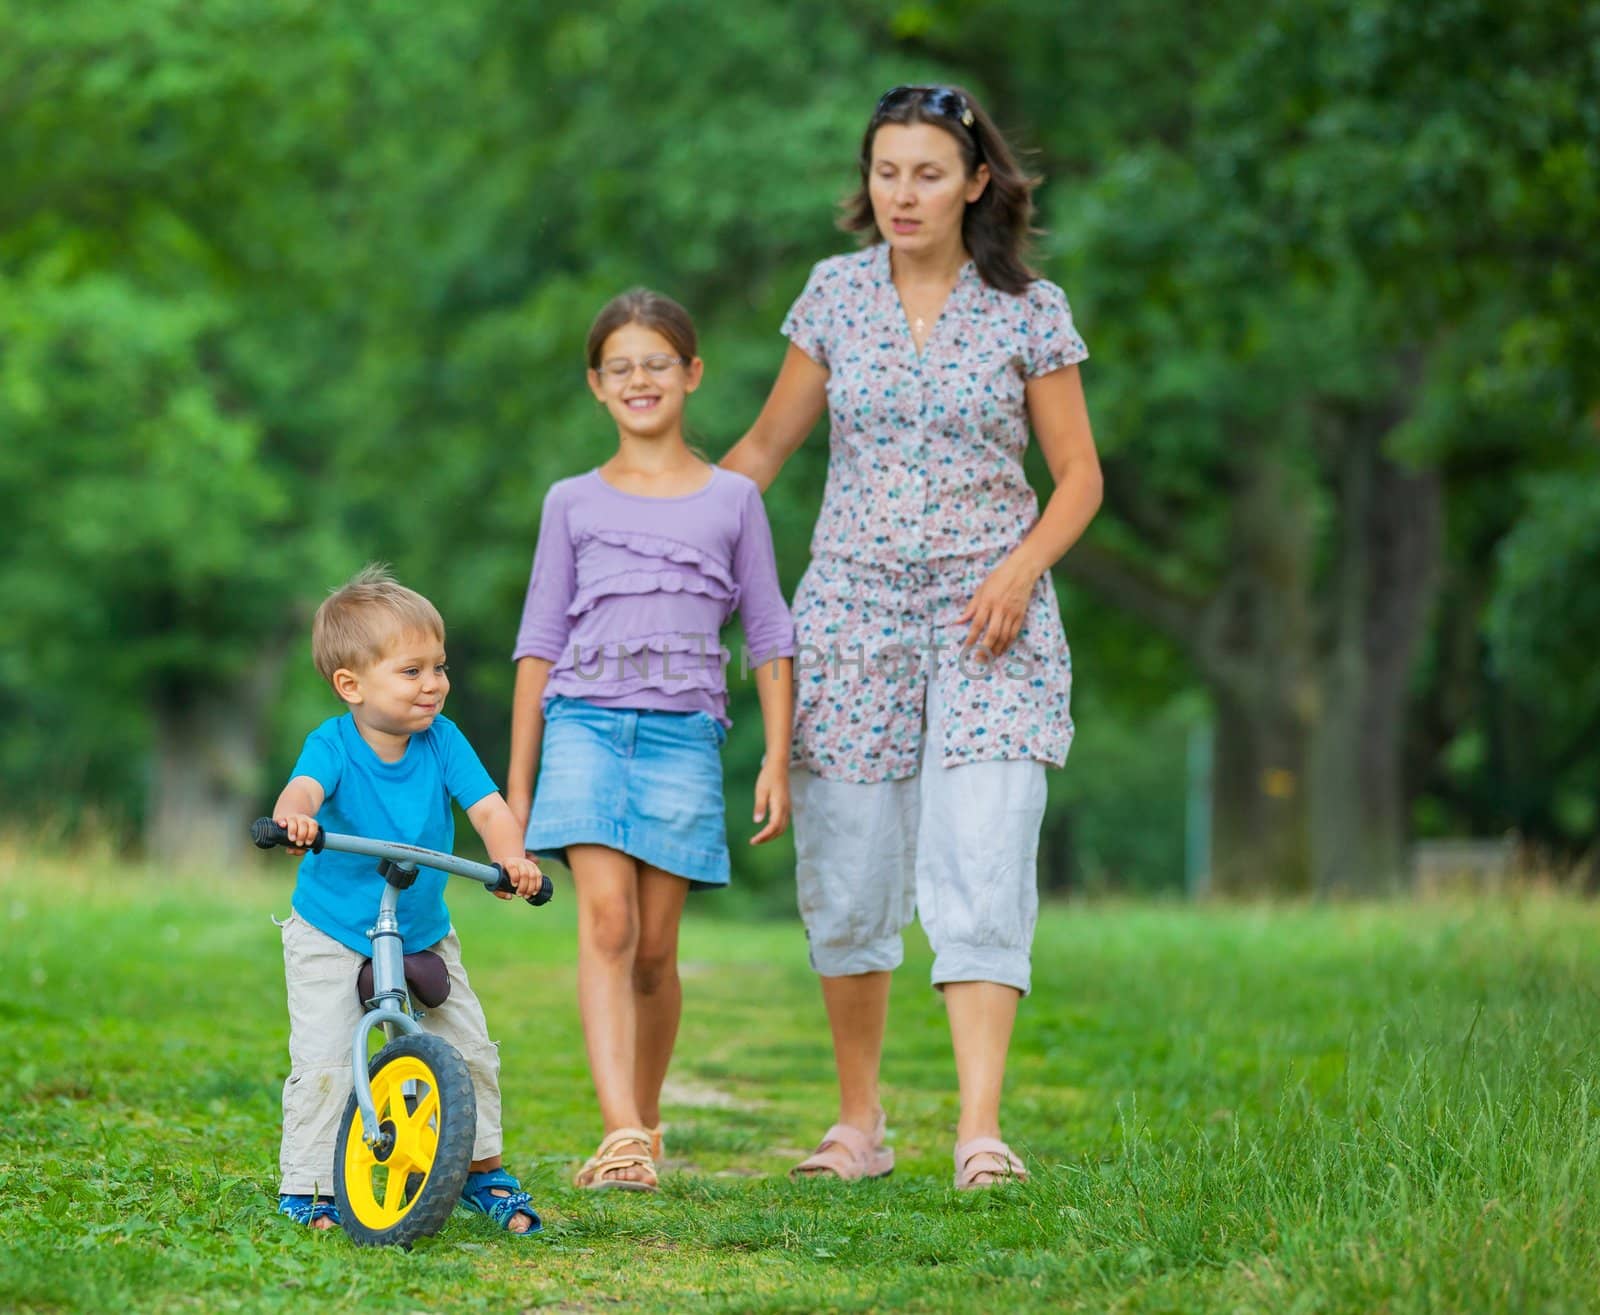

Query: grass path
[{"left": 3, "top": 858, "right": 1599, "bottom": 1313}]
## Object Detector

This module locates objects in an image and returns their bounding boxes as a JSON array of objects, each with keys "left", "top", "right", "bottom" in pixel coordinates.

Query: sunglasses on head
[{"left": 873, "top": 84, "right": 977, "bottom": 133}]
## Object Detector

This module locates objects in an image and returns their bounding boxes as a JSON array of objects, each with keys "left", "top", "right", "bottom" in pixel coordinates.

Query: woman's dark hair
[
  {"left": 841, "top": 84, "right": 1041, "bottom": 295},
  {"left": 585, "top": 287, "right": 698, "bottom": 368}
]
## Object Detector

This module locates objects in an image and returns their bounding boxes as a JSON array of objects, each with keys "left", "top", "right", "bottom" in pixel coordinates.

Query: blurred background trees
[{"left": 3, "top": 0, "right": 1595, "bottom": 895}]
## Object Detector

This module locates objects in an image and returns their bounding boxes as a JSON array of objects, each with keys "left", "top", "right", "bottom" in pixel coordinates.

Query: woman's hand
[
  {"left": 958, "top": 550, "right": 1044, "bottom": 658},
  {"left": 954, "top": 365, "right": 1099, "bottom": 661},
  {"left": 751, "top": 760, "right": 791, "bottom": 845}
]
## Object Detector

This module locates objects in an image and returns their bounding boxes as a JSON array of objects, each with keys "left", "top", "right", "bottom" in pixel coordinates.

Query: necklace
[
  {"left": 895, "top": 250, "right": 961, "bottom": 349},
  {"left": 905, "top": 285, "right": 953, "bottom": 345}
]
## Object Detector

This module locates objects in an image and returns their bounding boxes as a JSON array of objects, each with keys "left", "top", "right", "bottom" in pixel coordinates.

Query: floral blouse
[
  {"left": 782, "top": 242, "right": 1088, "bottom": 570},
  {"left": 780, "top": 242, "right": 1089, "bottom": 783}
]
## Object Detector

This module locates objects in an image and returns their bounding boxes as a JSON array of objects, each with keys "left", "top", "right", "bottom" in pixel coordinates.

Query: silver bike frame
[{"left": 316, "top": 832, "right": 503, "bottom": 1145}]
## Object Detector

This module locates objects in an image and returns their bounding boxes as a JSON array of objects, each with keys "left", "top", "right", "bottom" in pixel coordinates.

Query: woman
[{"left": 721, "top": 84, "right": 1102, "bottom": 1189}]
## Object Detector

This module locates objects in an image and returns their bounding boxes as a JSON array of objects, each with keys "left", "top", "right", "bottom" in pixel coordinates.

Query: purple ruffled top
[{"left": 512, "top": 468, "right": 795, "bottom": 725}]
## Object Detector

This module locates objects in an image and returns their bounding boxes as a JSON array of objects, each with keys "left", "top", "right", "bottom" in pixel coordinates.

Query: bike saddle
[{"left": 356, "top": 951, "right": 451, "bottom": 1009}]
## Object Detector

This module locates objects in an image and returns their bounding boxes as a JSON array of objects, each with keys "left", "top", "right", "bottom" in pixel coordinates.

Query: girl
[
  {"left": 722, "top": 84, "right": 1102, "bottom": 1189},
  {"left": 507, "top": 289, "right": 795, "bottom": 1190}
]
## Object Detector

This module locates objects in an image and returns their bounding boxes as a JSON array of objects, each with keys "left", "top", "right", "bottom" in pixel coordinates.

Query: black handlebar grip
[
  {"left": 490, "top": 864, "right": 555, "bottom": 907},
  {"left": 251, "top": 816, "right": 325, "bottom": 853}
]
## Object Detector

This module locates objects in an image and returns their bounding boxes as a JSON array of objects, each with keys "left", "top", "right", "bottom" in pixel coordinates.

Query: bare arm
[
  {"left": 960, "top": 364, "right": 1104, "bottom": 655},
  {"left": 271, "top": 775, "right": 326, "bottom": 855},
  {"left": 466, "top": 792, "right": 544, "bottom": 898},
  {"left": 719, "top": 344, "right": 829, "bottom": 491},
  {"left": 1014, "top": 364, "right": 1104, "bottom": 574},
  {"left": 506, "top": 656, "right": 553, "bottom": 837},
  {"left": 749, "top": 656, "right": 794, "bottom": 844}
]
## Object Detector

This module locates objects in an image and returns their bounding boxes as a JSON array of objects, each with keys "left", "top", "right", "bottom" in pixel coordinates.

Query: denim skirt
[{"left": 525, "top": 697, "right": 730, "bottom": 889}]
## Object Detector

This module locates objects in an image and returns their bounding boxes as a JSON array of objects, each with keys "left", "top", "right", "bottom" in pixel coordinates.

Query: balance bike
[{"left": 251, "top": 817, "right": 551, "bottom": 1246}]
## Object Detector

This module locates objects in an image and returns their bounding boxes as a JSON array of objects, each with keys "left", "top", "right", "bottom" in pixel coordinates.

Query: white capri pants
[
  {"left": 791, "top": 672, "right": 1049, "bottom": 995},
  {"left": 277, "top": 912, "right": 503, "bottom": 1197}
]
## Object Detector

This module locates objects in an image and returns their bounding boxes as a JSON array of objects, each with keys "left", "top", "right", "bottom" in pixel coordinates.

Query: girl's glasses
[{"left": 597, "top": 354, "right": 687, "bottom": 381}]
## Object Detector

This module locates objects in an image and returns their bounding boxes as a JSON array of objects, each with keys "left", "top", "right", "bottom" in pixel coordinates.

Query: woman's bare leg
[
  {"left": 820, "top": 970, "right": 892, "bottom": 1133},
  {"left": 946, "top": 979, "right": 1021, "bottom": 1179}
]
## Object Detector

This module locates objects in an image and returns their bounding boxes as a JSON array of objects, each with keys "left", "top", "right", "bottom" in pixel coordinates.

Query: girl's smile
[{"left": 588, "top": 323, "right": 703, "bottom": 440}]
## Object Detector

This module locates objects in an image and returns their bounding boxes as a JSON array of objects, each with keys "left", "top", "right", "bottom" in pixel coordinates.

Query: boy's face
[{"left": 333, "top": 629, "right": 450, "bottom": 736}]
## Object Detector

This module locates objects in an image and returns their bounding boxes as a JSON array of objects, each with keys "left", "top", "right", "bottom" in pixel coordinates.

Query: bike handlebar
[
  {"left": 252, "top": 816, "right": 326, "bottom": 853},
  {"left": 251, "top": 817, "right": 553, "bottom": 906}
]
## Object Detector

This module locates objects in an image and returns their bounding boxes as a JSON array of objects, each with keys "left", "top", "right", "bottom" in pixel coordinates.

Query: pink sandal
[
  {"left": 953, "top": 1137, "right": 1028, "bottom": 1189},
  {"left": 790, "top": 1111, "right": 894, "bottom": 1181}
]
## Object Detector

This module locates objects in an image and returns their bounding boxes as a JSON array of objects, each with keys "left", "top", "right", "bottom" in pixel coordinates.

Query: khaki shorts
[{"left": 277, "top": 912, "right": 503, "bottom": 1196}]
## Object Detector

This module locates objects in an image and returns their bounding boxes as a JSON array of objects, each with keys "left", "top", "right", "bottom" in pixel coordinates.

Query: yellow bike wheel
[{"left": 333, "top": 1033, "right": 477, "bottom": 1247}]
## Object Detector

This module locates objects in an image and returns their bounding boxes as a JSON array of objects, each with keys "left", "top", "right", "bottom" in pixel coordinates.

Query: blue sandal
[
  {"left": 460, "top": 1169, "right": 542, "bottom": 1235},
  {"left": 278, "top": 1193, "right": 342, "bottom": 1228}
]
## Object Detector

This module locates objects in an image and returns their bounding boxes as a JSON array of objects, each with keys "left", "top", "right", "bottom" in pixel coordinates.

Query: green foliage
[
  {"left": 3, "top": 0, "right": 1597, "bottom": 878},
  {"left": 6, "top": 866, "right": 1600, "bottom": 1311},
  {"left": 1477, "top": 472, "right": 1600, "bottom": 848},
  {"left": 1491, "top": 476, "right": 1600, "bottom": 720},
  {"left": 1039, "top": 0, "right": 1600, "bottom": 874}
]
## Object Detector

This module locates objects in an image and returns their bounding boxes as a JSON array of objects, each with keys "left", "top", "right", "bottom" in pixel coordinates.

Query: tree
[
  {"left": 0, "top": 0, "right": 512, "bottom": 862},
  {"left": 1483, "top": 472, "right": 1600, "bottom": 869},
  {"left": 5, "top": 0, "right": 1595, "bottom": 896},
  {"left": 0, "top": 0, "right": 893, "bottom": 876},
  {"left": 1051, "top": 0, "right": 1599, "bottom": 892}
]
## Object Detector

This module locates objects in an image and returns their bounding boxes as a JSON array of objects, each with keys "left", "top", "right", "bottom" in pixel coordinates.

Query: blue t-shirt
[{"left": 288, "top": 713, "right": 498, "bottom": 955}]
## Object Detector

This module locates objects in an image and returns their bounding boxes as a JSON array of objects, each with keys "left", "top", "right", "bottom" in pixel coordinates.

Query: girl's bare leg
[
  {"left": 632, "top": 865, "right": 691, "bottom": 1131},
  {"left": 569, "top": 844, "right": 653, "bottom": 1183}
]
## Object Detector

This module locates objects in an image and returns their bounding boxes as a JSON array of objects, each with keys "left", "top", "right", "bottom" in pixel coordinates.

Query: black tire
[{"left": 333, "top": 1032, "right": 477, "bottom": 1248}]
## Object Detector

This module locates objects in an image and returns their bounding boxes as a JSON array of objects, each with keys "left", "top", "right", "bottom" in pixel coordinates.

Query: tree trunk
[
  {"left": 1199, "top": 459, "right": 1319, "bottom": 896},
  {"left": 1310, "top": 419, "right": 1442, "bottom": 895},
  {"left": 147, "top": 655, "right": 283, "bottom": 871},
  {"left": 1065, "top": 413, "right": 1440, "bottom": 898},
  {"left": 1210, "top": 688, "right": 1313, "bottom": 894}
]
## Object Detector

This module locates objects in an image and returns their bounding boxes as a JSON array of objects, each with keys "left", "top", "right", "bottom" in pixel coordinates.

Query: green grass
[{"left": 3, "top": 854, "right": 1599, "bottom": 1314}]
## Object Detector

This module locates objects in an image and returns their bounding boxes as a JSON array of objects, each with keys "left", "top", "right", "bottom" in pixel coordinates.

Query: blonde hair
[{"left": 311, "top": 564, "right": 444, "bottom": 683}]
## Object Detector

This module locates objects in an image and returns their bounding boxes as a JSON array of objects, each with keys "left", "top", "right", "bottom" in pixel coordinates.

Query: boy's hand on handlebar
[
  {"left": 495, "top": 855, "right": 544, "bottom": 900},
  {"left": 276, "top": 813, "right": 321, "bottom": 856}
]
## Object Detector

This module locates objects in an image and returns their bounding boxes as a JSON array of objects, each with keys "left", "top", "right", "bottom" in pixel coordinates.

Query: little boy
[{"left": 270, "top": 564, "right": 544, "bottom": 1234}]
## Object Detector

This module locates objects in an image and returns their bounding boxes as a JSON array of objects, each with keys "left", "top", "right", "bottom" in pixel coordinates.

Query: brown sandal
[
  {"left": 790, "top": 1110, "right": 894, "bottom": 1181},
  {"left": 574, "top": 1127, "right": 659, "bottom": 1191}
]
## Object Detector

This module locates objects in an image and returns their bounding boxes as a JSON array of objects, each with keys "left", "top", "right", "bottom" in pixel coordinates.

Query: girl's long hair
[{"left": 840, "top": 84, "right": 1041, "bottom": 295}]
